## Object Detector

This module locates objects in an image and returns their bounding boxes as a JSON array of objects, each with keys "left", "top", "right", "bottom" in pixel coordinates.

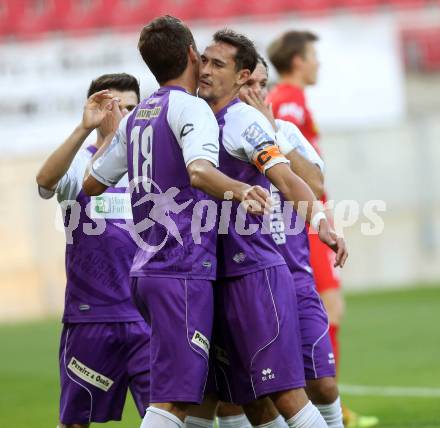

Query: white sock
[
  {"left": 316, "top": 397, "right": 343, "bottom": 428},
  {"left": 141, "top": 406, "right": 184, "bottom": 428},
  {"left": 286, "top": 401, "right": 328, "bottom": 428},
  {"left": 185, "top": 416, "right": 215, "bottom": 428},
  {"left": 255, "top": 414, "right": 289, "bottom": 427},
  {"left": 218, "top": 413, "right": 252, "bottom": 428}
]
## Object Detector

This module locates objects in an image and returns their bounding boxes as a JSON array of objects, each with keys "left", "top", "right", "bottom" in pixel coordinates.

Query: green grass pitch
[{"left": 0, "top": 286, "right": 439, "bottom": 427}]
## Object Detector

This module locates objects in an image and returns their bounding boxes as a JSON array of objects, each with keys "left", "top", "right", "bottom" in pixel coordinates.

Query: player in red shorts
[{"left": 266, "top": 31, "right": 378, "bottom": 428}]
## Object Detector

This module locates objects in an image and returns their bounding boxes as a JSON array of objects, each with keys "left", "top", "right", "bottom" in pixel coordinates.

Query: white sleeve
[
  {"left": 168, "top": 92, "right": 219, "bottom": 167},
  {"left": 38, "top": 150, "right": 89, "bottom": 202},
  {"left": 90, "top": 115, "right": 129, "bottom": 187},
  {"left": 275, "top": 119, "right": 324, "bottom": 172},
  {"left": 223, "top": 105, "right": 289, "bottom": 174}
]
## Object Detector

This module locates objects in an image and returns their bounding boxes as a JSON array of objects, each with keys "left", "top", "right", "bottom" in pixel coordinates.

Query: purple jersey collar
[
  {"left": 215, "top": 97, "right": 241, "bottom": 121},
  {"left": 86, "top": 145, "right": 98, "bottom": 155},
  {"left": 156, "top": 85, "right": 190, "bottom": 95}
]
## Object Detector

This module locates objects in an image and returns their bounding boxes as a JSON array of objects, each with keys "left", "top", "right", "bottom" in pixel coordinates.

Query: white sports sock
[
  {"left": 218, "top": 413, "right": 252, "bottom": 428},
  {"left": 184, "top": 416, "right": 215, "bottom": 428},
  {"left": 316, "top": 397, "right": 344, "bottom": 428},
  {"left": 286, "top": 401, "right": 328, "bottom": 428},
  {"left": 141, "top": 406, "right": 184, "bottom": 428},
  {"left": 255, "top": 414, "right": 289, "bottom": 427}
]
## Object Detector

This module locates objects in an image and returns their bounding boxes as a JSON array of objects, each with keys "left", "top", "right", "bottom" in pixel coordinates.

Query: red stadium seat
[
  {"left": 237, "top": 0, "right": 289, "bottom": 17},
  {"left": 108, "top": 0, "right": 156, "bottom": 30},
  {"left": 290, "top": 0, "right": 334, "bottom": 14},
  {"left": 151, "top": 0, "right": 198, "bottom": 22},
  {"left": 401, "top": 26, "right": 440, "bottom": 72},
  {"left": 335, "top": 0, "right": 380, "bottom": 13},
  {"left": 192, "top": 0, "right": 242, "bottom": 21},
  {"left": 385, "top": 0, "right": 429, "bottom": 9},
  {"left": 63, "top": 0, "right": 118, "bottom": 33},
  {"left": 0, "top": 0, "right": 25, "bottom": 37},
  {"left": 13, "top": 0, "right": 67, "bottom": 37}
]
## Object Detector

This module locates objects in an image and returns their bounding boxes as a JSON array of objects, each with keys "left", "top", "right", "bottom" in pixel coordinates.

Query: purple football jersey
[
  {"left": 92, "top": 86, "right": 220, "bottom": 280},
  {"left": 215, "top": 99, "right": 287, "bottom": 278},
  {"left": 47, "top": 146, "right": 143, "bottom": 323},
  {"left": 269, "top": 184, "right": 315, "bottom": 286}
]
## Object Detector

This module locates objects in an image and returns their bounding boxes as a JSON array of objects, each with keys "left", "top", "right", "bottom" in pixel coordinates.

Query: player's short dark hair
[
  {"left": 268, "top": 31, "right": 318, "bottom": 74},
  {"left": 87, "top": 73, "right": 140, "bottom": 101},
  {"left": 213, "top": 29, "right": 258, "bottom": 73},
  {"left": 138, "top": 15, "right": 196, "bottom": 85},
  {"left": 257, "top": 54, "right": 269, "bottom": 72}
]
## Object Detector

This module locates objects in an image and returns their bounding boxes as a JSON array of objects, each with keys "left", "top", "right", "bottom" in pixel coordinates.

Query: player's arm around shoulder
[
  {"left": 36, "top": 90, "right": 117, "bottom": 200},
  {"left": 173, "top": 97, "right": 271, "bottom": 215}
]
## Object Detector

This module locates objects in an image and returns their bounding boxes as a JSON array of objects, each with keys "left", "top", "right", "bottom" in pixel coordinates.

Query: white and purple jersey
[
  {"left": 39, "top": 146, "right": 142, "bottom": 323},
  {"left": 216, "top": 99, "right": 289, "bottom": 278},
  {"left": 92, "top": 86, "right": 220, "bottom": 280},
  {"left": 270, "top": 119, "right": 324, "bottom": 286}
]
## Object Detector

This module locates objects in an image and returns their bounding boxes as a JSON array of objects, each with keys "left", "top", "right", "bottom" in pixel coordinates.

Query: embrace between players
[{"left": 37, "top": 15, "right": 348, "bottom": 428}]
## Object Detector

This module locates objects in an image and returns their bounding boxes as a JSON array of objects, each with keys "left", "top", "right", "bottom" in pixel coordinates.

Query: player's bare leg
[
  {"left": 305, "top": 378, "right": 343, "bottom": 427},
  {"left": 142, "top": 402, "right": 190, "bottom": 427},
  {"left": 242, "top": 397, "right": 282, "bottom": 426},
  {"left": 185, "top": 393, "right": 218, "bottom": 427},
  {"left": 242, "top": 389, "right": 327, "bottom": 427},
  {"left": 217, "top": 402, "right": 253, "bottom": 428}
]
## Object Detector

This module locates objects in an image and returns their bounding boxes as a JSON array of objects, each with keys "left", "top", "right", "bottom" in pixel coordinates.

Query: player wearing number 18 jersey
[{"left": 83, "top": 16, "right": 270, "bottom": 428}]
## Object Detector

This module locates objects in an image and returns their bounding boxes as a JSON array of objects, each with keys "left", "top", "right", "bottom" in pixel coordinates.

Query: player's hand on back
[
  {"left": 243, "top": 88, "right": 277, "bottom": 132},
  {"left": 240, "top": 185, "right": 273, "bottom": 216},
  {"left": 317, "top": 219, "right": 348, "bottom": 268},
  {"left": 82, "top": 89, "right": 120, "bottom": 131}
]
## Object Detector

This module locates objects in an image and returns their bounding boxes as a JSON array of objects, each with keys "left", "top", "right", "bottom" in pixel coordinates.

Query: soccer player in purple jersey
[
  {"left": 82, "top": 16, "right": 270, "bottom": 428},
  {"left": 239, "top": 57, "right": 345, "bottom": 427},
  {"left": 36, "top": 73, "right": 150, "bottom": 427},
  {"left": 192, "top": 30, "right": 347, "bottom": 428}
]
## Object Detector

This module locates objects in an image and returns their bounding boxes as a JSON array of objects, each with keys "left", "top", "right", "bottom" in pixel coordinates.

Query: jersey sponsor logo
[
  {"left": 253, "top": 144, "right": 285, "bottom": 173},
  {"left": 278, "top": 102, "right": 304, "bottom": 124},
  {"left": 135, "top": 106, "right": 162, "bottom": 120},
  {"left": 232, "top": 252, "right": 246, "bottom": 264},
  {"left": 67, "top": 357, "right": 114, "bottom": 392},
  {"left": 180, "top": 123, "right": 194, "bottom": 138},
  {"left": 78, "top": 304, "right": 90, "bottom": 311},
  {"left": 242, "top": 121, "right": 273, "bottom": 148},
  {"left": 269, "top": 184, "right": 286, "bottom": 245},
  {"left": 191, "top": 330, "right": 210, "bottom": 355},
  {"left": 90, "top": 193, "right": 133, "bottom": 220}
]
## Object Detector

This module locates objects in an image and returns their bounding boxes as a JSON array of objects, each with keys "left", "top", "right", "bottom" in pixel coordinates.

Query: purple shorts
[
  {"left": 59, "top": 321, "right": 150, "bottom": 425},
  {"left": 131, "top": 276, "right": 214, "bottom": 404},
  {"left": 296, "top": 281, "right": 336, "bottom": 380},
  {"left": 212, "top": 265, "right": 305, "bottom": 405}
]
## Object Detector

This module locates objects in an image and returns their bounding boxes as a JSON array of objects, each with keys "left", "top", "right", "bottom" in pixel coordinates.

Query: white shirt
[
  {"left": 222, "top": 102, "right": 289, "bottom": 173},
  {"left": 91, "top": 90, "right": 220, "bottom": 187},
  {"left": 275, "top": 118, "right": 324, "bottom": 172}
]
